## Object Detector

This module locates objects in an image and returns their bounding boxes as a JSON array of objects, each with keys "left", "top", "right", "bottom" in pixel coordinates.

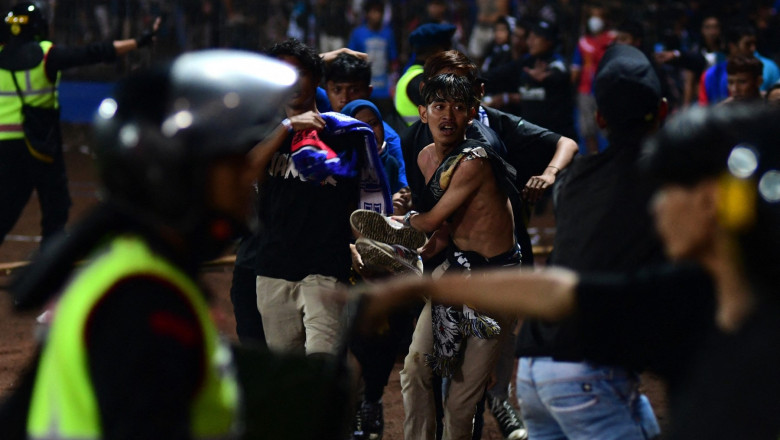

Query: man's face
[
  {"left": 366, "top": 7, "right": 383, "bottom": 29},
  {"left": 651, "top": 182, "right": 716, "bottom": 261},
  {"left": 701, "top": 17, "right": 720, "bottom": 45},
  {"left": 494, "top": 22, "right": 510, "bottom": 46},
  {"left": 727, "top": 72, "right": 762, "bottom": 100},
  {"left": 392, "top": 187, "right": 412, "bottom": 215},
  {"left": 733, "top": 35, "right": 757, "bottom": 57},
  {"left": 419, "top": 97, "right": 473, "bottom": 149},
  {"left": 278, "top": 55, "right": 318, "bottom": 111},
  {"left": 527, "top": 31, "right": 553, "bottom": 56},
  {"left": 326, "top": 80, "right": 371, "bottom": 112},
  {"left": 354, "top": 107, "right": 384, "bottom": 148}
]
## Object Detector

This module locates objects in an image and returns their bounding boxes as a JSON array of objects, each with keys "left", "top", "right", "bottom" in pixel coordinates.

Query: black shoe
[
  {"left": 354, "top": 399, "right": 383, "bottom": 440},
  {"left": 488, "top": 395, "right": 528, "bottom": 440}
]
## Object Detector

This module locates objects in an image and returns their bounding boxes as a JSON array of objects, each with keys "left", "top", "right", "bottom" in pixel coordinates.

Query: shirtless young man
[{"left": 394, "top": 73, "right": 520, "bottom": 440}]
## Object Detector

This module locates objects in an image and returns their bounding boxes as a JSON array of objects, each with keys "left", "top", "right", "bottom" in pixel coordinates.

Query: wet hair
[
  {"left": 422, "top": 50, "right": 483, "bottom": 99},
  {"left": 423, "top": 50, "right": 479, "bottom": 84},
  {"left": 642, "top": 104, "right": 780, "bottom": 292},
  {"left": 726, "top": 55, "right": 763, "bottom": 78},
  {"left": 324, "top": 52, "right": 371, "bottom": 85},
  {"left": 421, "top": 73, "right": 478, "bottom": 110},
  {"left": 268, "top": 38, "right": 323, "bottom": 82}
]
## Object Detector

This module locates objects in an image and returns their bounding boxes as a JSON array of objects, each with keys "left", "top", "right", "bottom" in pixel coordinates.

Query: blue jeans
[{"left": 516, "top": 357, "right": 660, "bottom": 440}]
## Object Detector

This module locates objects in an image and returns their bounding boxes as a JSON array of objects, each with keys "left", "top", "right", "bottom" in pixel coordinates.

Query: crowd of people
[{"left": 1, "top": 1, "right": 780, "bottom": 440}]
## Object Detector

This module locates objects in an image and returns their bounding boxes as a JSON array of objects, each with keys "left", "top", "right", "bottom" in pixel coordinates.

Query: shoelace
[{"left": 492, "top": 399, "right": 523, "bottom": 433}]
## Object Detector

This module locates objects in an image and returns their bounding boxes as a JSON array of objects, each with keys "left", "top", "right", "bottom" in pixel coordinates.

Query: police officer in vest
[
  {"left": 0, "top": 2, "right": 159, "bottom": 250},
  {"left": 15, "top": 51, "right": 297, "bottom": 439},
  {"left": 394, "top": 23, "right": 456, "bottom": 126}
]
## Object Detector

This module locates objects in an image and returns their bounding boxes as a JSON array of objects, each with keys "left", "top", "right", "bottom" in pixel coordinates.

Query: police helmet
[
  {"left": 93, "top": 49, "right": 296, "bottom": 234},
  {"left": 5, "top": 2, "right": 47, "bottom": 40}
]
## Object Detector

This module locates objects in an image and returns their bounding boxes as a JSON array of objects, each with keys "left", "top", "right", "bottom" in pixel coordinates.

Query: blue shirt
[{"left": 347, "top": 25, "right": 398, "bottom": 99}]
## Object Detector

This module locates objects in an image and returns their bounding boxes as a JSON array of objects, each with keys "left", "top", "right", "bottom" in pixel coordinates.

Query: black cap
[
  {"left": 530, "top": 20, "right": 558, "bottom": 42},
  {"left": 594, "top": 44, "right": 661, "bottom": 125},
  {"left": 409, "top": 23, "right": 456, "bottom": 48}
]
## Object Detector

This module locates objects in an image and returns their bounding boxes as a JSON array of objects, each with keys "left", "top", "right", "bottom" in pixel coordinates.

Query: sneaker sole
[
  {"left": 355, "top": 239, "right": 422, "bottom": 276},
  {"left": 508, "top": 428, "right": 528, "bottom": 440},
  {"left": 350, "top": 209, "right": 427, "bottom": 250}
]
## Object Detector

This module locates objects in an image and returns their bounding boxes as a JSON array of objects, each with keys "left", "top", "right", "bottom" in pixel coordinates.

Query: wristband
[
  {"left": 281, "top": 118, "right": 294, "bottom": 133},
  {"left": 546, "top": 165, "right": 560, "bottom": 172},
  {"left": 403, "top": 210, "right": 418, "bottom": 227}
]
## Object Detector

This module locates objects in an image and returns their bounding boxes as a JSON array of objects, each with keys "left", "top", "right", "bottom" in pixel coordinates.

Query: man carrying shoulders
[{"left": 396, "top": 73, "right": 520, "bottom": 440}]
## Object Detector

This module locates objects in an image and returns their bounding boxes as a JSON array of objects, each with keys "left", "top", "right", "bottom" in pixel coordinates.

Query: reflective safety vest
[
  {"left": 394, "top": 64, "right": 423, "bottom": 126},
  {"left": 27, "top": 235, "right": 239, "bottom": 440},
  {"left": 0, "top": 40, "right": 59, "bottom": 141}
]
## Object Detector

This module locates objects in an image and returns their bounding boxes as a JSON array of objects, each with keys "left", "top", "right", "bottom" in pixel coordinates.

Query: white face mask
[{"left": 588, "top": 16, "right": 604, "bottom": 34}]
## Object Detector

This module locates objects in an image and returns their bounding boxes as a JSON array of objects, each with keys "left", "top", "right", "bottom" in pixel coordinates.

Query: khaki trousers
[
  {"left": 256, "top": 274, "right": 343, "bottom": 355},
  {"left": 400, "top": 300, "right": 510, "bottom": 440}
]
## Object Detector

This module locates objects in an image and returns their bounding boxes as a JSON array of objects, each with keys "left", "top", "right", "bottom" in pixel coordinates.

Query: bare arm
[
  {"left": 394, "top": 158, "right": 486, "bottom": 233},
  {"left": 419, "top": 226, "right": 450, "bottom": 261},
  {"left": 359, "top": 267, "right": 579, "bottom": 331},
  {"left": 320, "top": 48, "right": 368, "bottom": 64},
  {"left": 522, "top": 136, "right": 579, "bottom": 202},
  {"left": 114, "top": 17, "right": 161, "bottom": 56}
]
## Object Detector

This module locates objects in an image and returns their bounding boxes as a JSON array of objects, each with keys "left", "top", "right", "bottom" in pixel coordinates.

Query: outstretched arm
[
  {"left": 523, "top": 136, "right": 579, "bottom": 202},
  {"left": 114, "top": 17, "right": 162, "bottom": 56},
  {"left": 359, "top": 267, "right": 579, "bottom": 332}
]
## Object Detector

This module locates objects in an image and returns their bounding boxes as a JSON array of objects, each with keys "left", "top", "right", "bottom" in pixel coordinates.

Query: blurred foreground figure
[
  {"left": 7, "top": 50, "right": 296, "bottom": 439},
  {"left": 362, "top": 103, "right": 780, "bottom": 439}
]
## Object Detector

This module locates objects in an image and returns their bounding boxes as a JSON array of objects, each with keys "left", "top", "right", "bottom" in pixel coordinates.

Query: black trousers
[
  {"left": 350, "top": 306, "right": 415, "bottom": 402},
  {"left": 0, "top": 139, "right": 71, "bottom": 249}
]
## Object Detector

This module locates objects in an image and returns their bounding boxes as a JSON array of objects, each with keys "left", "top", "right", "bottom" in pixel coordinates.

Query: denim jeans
[{"left": 516, "top": 357, "right": 660, "bottom": 440}]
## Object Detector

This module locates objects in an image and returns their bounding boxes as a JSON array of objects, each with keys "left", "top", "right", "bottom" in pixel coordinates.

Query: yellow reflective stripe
[
  {"left": 28, "top": 235, "right": 238, "bottom": 439},
  {"left": 0, "top": 41, "right": 58, "bottom": 138},
  {"left": 394, "top": 65, "right": 423, "bottom": 126}
]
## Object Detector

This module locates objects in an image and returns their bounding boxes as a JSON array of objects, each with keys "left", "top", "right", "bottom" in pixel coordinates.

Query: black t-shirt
[
  {"left": 572, "top": 263, "right": 715, "bottom": 380},
  {"left": 572, "top": 264, "right": 780, "bottom": 439},
  {"left": 481, "top": 106, "right": 561, "bottom": 194},
  {"left": 668, "top": 298, "right": 780, "bottom": 439},
  {"left": 517, "top": 140, "right": 666, "bottom": 357},
  {"left": 255, "top": 132, "right": 359, "bottom": 282},
  {"left": 87, "top": 276, "right": 205, "bottom": 439}
]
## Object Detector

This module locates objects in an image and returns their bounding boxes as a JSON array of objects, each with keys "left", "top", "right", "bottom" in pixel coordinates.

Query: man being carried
[{"left": 395, "top": 73, "right": 520, "bottom": 440}]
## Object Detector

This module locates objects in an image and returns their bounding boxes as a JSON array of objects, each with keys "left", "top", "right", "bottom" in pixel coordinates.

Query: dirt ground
[{"left": 0, "top": 123, "right": 669, "bottom": 439}]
